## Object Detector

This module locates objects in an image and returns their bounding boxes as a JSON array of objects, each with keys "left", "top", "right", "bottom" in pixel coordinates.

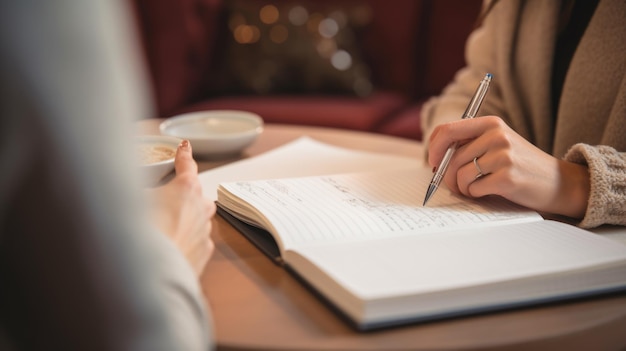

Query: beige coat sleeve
[{"left": 565, "top": 145, "right": 626, "bottom": 228}]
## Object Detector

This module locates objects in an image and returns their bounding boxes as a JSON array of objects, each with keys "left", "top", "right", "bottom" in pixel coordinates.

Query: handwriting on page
[{"left": 226, "top": 169, "right": 539, "bottom": 247}]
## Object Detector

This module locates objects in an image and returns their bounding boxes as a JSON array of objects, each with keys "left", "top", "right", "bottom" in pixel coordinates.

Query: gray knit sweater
[{"left": 421, "top": 0, "right": 626, "bottom": 228}]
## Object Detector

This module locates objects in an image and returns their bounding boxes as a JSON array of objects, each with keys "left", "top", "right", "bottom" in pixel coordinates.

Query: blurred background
[{"left": 130, "top": 0, "right": 482, "bottom": 140}]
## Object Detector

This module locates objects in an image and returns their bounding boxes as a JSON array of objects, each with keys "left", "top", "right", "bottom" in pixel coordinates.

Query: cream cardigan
[{"left": 421, "top": 0, "right": 626, "bottom": 228}]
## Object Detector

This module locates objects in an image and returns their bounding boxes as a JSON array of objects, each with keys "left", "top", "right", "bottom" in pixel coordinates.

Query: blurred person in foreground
[
  {"left": 0, "top": 0, "right": 215, "bottom": 350},
  {"left": 422, "top": 0, "right": 625, "bottom": 228}
]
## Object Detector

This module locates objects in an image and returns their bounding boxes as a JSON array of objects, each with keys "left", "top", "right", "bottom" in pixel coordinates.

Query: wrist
[{"left": 557, "top": 160, "right": 590, "bottom": 219}]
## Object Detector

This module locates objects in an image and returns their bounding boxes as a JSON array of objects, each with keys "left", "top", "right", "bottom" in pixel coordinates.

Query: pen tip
[
  {"left": 423, "top": 185, "right": 436, "bottom": 206},
  {"left": 486, "top": 73, "right": 493, "bottom": 79}
]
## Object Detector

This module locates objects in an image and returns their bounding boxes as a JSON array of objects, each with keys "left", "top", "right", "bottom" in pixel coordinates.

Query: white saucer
[{"left": 160, "top": 110, "right": 264, "bottom": 158}]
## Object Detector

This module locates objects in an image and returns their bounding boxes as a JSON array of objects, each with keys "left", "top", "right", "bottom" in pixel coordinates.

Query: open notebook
[{"left": 207, "top": 137, "right": 626, "bottom": 330}]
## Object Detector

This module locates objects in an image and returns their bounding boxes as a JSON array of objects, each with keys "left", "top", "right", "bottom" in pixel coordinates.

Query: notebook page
[
  {"left": 200, "top": 137, "right": 420, "bottom": 201},
  {"left": 288, "top": 220, "right": 626, "bottom": 302},
  {"left": 218, "top": 167, "right": 541, "bottom": 250}
]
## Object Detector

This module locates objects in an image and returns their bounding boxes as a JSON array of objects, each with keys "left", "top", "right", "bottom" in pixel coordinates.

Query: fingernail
[{"left": 180, "top": 140, "right": 190, "bottom": 150}]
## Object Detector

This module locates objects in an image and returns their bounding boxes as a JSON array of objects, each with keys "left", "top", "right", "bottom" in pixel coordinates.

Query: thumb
[{"left": 174, "top": 140, "right": 198, "bottom": 176}]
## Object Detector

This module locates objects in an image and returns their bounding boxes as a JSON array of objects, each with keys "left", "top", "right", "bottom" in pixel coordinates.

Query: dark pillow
[{"left": 209, "top": 0, "right": 374, "bottom": 97}]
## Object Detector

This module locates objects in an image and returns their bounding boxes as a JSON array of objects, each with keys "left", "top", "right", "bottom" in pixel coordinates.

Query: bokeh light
[
  {"left": 233, "top": 24, "right": 261, "bottom": 44},
  {"left": 331, "top": 50, "right": 352, "bottom": 71},
  {"left": 316, "top": 38, "right": 337, "bottom": 58},
  {"left": 288, "top": 6, "right": 309, "bottom": 26},
  {"left": 318, "top": 18, "right": 339, "bottom": 38},
  {"left": 259, "top": 5, "right": 279, "bottom": 24}
]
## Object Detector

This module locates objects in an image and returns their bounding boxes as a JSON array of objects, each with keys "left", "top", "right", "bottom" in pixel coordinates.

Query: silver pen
[{"left": 422, "top": 73, "right": 492, "bottom": 206}]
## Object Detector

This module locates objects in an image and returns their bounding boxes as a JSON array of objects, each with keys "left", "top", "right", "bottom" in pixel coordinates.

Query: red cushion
[
  {"left": 172, "top": 91, "right": 407, "bottom": 131},
  {"left": 375, "top": 102, "right": 425, "bottom": 140}
]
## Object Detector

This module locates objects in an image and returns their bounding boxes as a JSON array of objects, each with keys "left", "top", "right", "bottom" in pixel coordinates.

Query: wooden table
[{"left": 137, "top": 120, "right": 626, "bottom": 351}]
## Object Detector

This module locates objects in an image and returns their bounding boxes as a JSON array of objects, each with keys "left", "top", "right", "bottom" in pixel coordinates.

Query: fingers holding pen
[
  {"left": 429, "top": 115, "right": 564, "bottom": 211},
  {"left": 428, "top": 116, "right": 502, "bottom": 192},
  {"left": 428, "top": 116, "right": 505, "bottom": 169}
]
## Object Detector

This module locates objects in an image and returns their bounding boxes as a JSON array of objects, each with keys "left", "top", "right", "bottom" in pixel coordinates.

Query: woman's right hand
[{"left": 427, "top": 116, "right": 590, "bottom": 219}]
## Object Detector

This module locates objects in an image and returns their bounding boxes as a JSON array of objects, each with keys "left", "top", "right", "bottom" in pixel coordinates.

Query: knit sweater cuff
[{"left": 564, "top": 143, "right": 626, "bottom": 228}]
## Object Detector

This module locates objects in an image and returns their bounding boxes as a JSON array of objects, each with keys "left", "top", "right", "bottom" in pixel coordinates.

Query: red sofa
[{"left": 131, "top": 0, "right": 482, "bottom": 140}]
